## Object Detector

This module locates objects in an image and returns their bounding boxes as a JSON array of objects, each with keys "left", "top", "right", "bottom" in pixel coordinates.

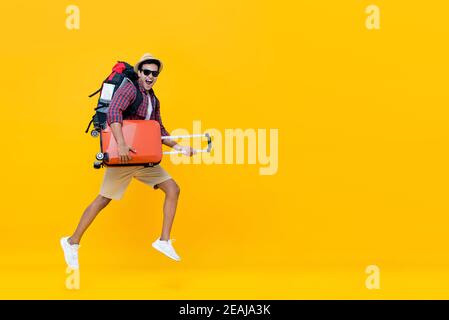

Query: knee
[
  {"left": 96, "top": 195, "right": 111, "bottom": 208},
  {"left": 168, "top": 183, "right": 180, "bottom": 198}
]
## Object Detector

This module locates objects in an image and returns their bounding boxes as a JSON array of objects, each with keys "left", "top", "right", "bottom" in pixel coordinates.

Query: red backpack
[{"left": 85, "top": 61, "right": 143, "bottom": 137}]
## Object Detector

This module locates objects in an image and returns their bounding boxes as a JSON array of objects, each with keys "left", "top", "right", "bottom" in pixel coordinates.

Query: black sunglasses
[{"left": 141, "top": 69, "right": 160, "bottom": 77}]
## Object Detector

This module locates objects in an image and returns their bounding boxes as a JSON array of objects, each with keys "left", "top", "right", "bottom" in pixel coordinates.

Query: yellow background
[{"left": 1, "top": 0, "right": 448, "bottom": 299}]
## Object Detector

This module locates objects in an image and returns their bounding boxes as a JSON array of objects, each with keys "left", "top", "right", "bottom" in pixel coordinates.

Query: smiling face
[{"left": 137, "top": 62, "right": 159, "bottom": 91}]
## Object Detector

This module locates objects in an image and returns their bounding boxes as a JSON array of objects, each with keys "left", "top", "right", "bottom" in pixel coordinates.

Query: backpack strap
[
  {"left": 151, "top": 89, "right": 159, "bottom": 109},
  {"left": 88, "top": 87, "right": 102, "bottom": 98},
  {"left": 122, "top": 80, "right": 143, "bottom": 118},
  {"left": 85, "top": 116, "right": 94, "bottom": 133}
]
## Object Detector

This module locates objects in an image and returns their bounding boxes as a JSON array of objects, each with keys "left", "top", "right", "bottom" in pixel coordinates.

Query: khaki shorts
[{"left": 99, "top": 165, "right": 172, "bottom": 200}]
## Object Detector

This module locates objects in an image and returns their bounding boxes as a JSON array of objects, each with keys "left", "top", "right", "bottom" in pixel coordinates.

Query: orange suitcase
[
  {"left": 99, "top": 120, "right": 162, "bottom": 166},
  {"left": 92, "top": 120, "right": 211, "bottom": 168}
]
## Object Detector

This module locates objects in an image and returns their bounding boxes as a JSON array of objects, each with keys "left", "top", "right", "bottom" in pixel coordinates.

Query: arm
[
  {"left": 107, "top": 82, "right": 137, "bottom": 163},
  {"left": 163, "top": 138, "right": 178, "bottom": 148},
  {"left": 165, "top": 138, "right": 196, "bottom": 156},
  {"left": 107, "top": 82, "right": 136, "bottom": 127},
  {"left": 110, "top": 122, "right": 136, "bottom": 164}
]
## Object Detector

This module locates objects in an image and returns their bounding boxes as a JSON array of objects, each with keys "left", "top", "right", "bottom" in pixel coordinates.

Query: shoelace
[{"left": 160, "top": 239, "right": 176, "bottom": 252}]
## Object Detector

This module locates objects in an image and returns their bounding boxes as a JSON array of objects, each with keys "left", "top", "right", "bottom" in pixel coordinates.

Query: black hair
[{"left": 138, "top": 59, "right": 161, "bottom": 71}]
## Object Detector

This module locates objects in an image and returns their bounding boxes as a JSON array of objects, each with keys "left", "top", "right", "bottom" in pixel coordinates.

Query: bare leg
[
  {"left": 155, "top": 179, "right": 180, "bottom": 241},
  {"left": 69, "top": 195, "right": 112, "bottom": 245}
]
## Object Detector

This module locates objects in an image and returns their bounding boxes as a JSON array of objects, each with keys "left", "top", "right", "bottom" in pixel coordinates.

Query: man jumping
[{"left": 61, "top": 53, "right": 195, "bottom": 269}]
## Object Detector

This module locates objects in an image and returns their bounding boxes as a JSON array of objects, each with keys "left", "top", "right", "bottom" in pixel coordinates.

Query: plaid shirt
[{"left": 107, "top": 80, "right": 169, "bottom": 136}]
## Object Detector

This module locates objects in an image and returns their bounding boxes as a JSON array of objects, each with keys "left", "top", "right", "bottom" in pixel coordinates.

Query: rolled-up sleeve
[{"left": 107, "top": 82, "right": 136, "bottom": 126}]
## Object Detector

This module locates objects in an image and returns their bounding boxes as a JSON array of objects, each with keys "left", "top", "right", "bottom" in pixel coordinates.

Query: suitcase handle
[{"left": 161, "top": 133, "right": 212, "bottom": 155}]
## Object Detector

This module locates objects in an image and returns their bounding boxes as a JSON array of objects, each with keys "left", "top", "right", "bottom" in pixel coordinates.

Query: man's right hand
[{"left": 118, "top": 143, "right": 136, "bottom": 164}]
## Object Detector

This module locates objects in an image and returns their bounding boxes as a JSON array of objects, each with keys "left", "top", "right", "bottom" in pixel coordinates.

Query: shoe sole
[{"left": 152, "top": 242, "right": 181, "bottom": 261}]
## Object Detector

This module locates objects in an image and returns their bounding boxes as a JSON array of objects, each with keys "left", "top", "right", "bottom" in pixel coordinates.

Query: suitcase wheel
[
  {"left": 93, "top": 161, "right": 102, "bottom": 169},
  {"left": 96, "top": 152, "right": 104, "bottom": 161},
  {"left": 91, "top": 129, "right": 99, "bottom": 138}
]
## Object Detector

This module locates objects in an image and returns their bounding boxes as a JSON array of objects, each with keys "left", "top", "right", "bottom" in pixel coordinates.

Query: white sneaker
[
  {"left": 152, "top": 239, "right": 181, "bottom": 261},
  {"left": 60, "top": 236, "right": 80, "bottom": 269}
]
